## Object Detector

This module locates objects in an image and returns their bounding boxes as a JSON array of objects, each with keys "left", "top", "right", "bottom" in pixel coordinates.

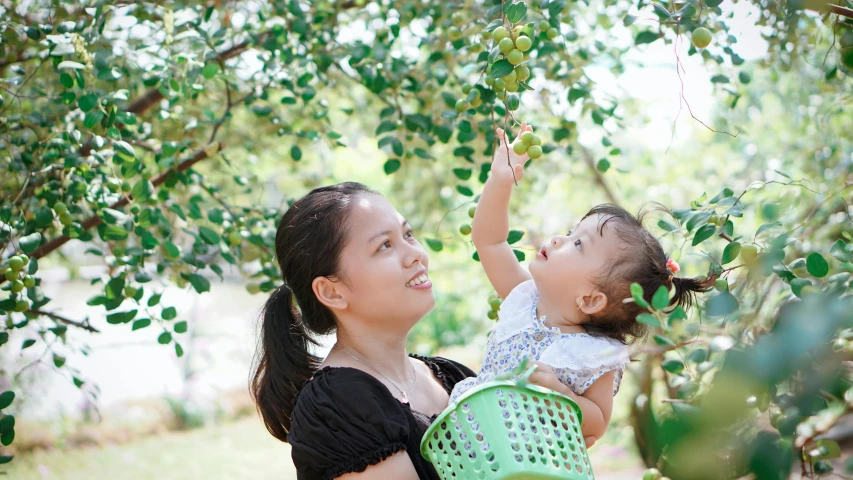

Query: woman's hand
[{"left": 492, "top": 122, "right": 533, "bottom": 184}]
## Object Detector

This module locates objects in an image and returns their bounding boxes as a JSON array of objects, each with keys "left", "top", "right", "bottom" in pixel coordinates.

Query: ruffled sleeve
[
  {"left": 289, "top": 367, "right": 409, "bottom": 480},
  {"left": 538, "top": 335, "right": 630, "bottom": 396},
  {"left": 492, "top": 280, "right": 539, "bottom": 343}
]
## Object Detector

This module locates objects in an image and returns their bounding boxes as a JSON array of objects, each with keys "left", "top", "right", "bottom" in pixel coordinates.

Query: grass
[{"left": 6, "top": 415, "right": 645, "bottom": 479}]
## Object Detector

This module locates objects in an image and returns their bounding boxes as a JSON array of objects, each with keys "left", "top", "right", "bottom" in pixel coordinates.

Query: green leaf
[
  {"left": 710, "top": 74, "right": 730, "bottom": 84},
  {"left": 174, "top": 321, "right": 188, "bottom": 334},
  {"left": 635, "top": 31, "right": 660, "bottom": 45},
  {"left": 188, "top": 273, "right": 210, "bottom": 293},
  {"left": 19, "top": 232, "right": 42, "bottom": 254},
  {"left": 669, "top": 305, "right": 687, "bottom": 322},
  {"left": 637, "top": 313, "right": 661, "bottom": 328},
  {"left": 662, "top": 358, "right": 684, "bottom": 373},
  {"left": 53, "top": 354, "right": 66, "bottom": 368},
  {"left": 1, "top": 429, "right": 14, "bottom": 446},
  {"left": 0, "top": 391, "right": 13, "bottom": 410},
  {"left": 568, "top": 88, "right": 588, "bottom": 104},
  {"left": 132, "top": 318, "right": 151, "bottom": 331},
  {"left": 58, "top": 61, "right": 85, "bottom": 70},
  {"left": 513, "top": 249, "right": 525, "bottom": 262},
  {"left": 103, "top": 226, "right": 129, "bottom": 241},
  {"left": 722, "top": 242, "right": 741, "bottom": 264},
  {"left": 653, "top": 3, "right": 671, "bottom": 19},
  {"left": 706, "top": 291, "right": 739, "bottom": 317},
  {"left": 491, "top": 59, "right": 514, "bottom": 78},
  {"left": 506, "top": 1, "right": 528, "bottom": 23},
  {"left": 376, "top": 120, "right": 397, "bottom": 135},
  {"left": 596, "top": 158, "right": 611, "bottom": 172},
  {"left": 175, "top": 342, "right": 184, "bottom": 357},
  {"left": 291, "top": 145, "right": 302, "bottom": 161},
  {"left": 158, "top": 332, "right": 172, "bottom": 344},
  {"left": 658, "top": 220, "right": 680, "bottom": 232},
  {"left": 507, "top": 230, "right": 524, "bottom": 245},
  {"left": 806, "top": 253, "right": 829, "bottom": 278},
  {"left": 22, "top": 339, "right": 36, "bottom": 350},
  {"left": 114, "top": 140, "right": 135, "bottom": 159},
  {"left": 830, "top": 240, "right": 851, "bottom": 262},
  {"left": 425, "top": 238, "right": 443, "bottom": 252},
  {"left": 457, "top": 186, "right": 474, "bottom": 197},
  {"left": 623, "top": 14, "right": 637, "bottom": 26},
  {"left": 630, "top": 283, "right": 650, "bottom": 309},
  {"left": 815, "top": 439, "right": 841, "bottom": 459},
  {"left": 162, "top": 306, "right": 177, "bottom": 320},
  {"left": 198, "top": 227, "right": 220, "bottom": 245},
  {"left": 383, "top": 159, "right": 401, "bottom": 175},
  {"left": 202, "top": 63, "right": 219, "bottom": 79},
  {"left": 685, "top": 211, "right": 712, "bottom": 232},
  {"left": 692, "top": 224, "right": 716, "bottom": 246},
  {"left": 651, "top": 285, "right": 670, "bottom": 310},
  {"left": 790, "top": 278, "right": 812, "bottom": 298},
  {"left": 0, "top": 455, "right": 12, "bottom": 464},
  {"left": 60, "top": 73, "right": 74, "bottom": 89},
  {"left": 453, "top": 168, "right": 472, "bottom": 180},
  {"left": 132, "top": 180, "right": 154, "bottom": 201}
]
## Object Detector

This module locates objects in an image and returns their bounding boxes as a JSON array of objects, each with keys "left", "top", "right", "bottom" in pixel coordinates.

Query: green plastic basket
[{"left": 420, "top": 364, "right": 594, "bottom": 480}]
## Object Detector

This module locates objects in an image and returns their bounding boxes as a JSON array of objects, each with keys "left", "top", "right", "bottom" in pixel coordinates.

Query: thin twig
[{"left": 31, "top": 309, "right": 100, "bottom": 333}]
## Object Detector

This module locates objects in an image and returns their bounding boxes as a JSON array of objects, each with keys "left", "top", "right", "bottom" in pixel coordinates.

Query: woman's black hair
[{"left": 250, "top": 182, "right": 376, "bottom": 442}]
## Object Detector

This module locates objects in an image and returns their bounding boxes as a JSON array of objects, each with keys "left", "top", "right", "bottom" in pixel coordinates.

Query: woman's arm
[
  {"left": 336, "top": 451, "right": 419, "bottom": 480},
  {"left": 528, "top": 362, "right": 615, "bottom": 443},
  {"left": 473, "top": 124, "right": 534, "bottom": 299}
]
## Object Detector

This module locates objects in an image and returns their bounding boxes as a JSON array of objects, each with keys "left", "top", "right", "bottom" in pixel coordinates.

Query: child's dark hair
[
  {"left": 250, "top": 182, "right": 376, "bottom": 442},
  {"left": 580, "top": 204, "right": 716, "bottom": 344}
]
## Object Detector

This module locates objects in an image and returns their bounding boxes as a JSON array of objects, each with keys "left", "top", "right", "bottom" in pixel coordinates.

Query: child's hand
[
  {"left": 527, "top": 360, "right": 568, "bottom": 395},
  {"left": 492, "top": 122, "right": 534, "bottom": 184}
]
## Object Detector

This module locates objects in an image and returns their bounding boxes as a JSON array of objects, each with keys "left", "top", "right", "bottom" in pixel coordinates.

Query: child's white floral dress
[{"left": 450, "top": 280, "right": 630, "bottom": 403}]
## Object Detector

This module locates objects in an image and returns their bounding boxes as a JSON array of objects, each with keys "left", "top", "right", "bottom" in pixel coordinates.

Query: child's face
[{"left": 529, "top": 214, "right": 624, "bottom": 317}]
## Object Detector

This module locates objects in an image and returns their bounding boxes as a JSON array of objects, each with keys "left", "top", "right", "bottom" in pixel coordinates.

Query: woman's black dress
[{"left": 288, "top": 354, "right": 475, "bottom": 480}]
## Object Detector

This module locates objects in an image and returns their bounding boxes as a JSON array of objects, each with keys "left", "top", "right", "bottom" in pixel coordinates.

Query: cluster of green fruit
[
  {"left": 484, "top": 24, "right": 534, "bottom": 93},
  {"left": 2, "top": 254, "right": 35, "bottom": 312},
  {"left": 459, "top": 204, "right": 476, "bottom": 236},
  {"left": 53, "top": 201, "right": 75, "bottom": 227},
  {"left": 512, "top": 130, "right": 543, "bottom": 159},
  {"left": 487, "top": 295, "right": 502, "bottom": 320}
]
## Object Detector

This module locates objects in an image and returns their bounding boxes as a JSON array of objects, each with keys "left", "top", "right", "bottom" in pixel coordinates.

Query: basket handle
[{"left": 494, "top": 357, "right": 539, "bottom": 387}]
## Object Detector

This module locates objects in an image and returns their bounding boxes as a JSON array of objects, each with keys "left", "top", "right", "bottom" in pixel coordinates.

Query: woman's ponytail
[
  {"left": 251, "top": 285, "right": 318, "bottom": 441},
  {"left": 250, "top": 182, "right": 376, "bottom": 443}
]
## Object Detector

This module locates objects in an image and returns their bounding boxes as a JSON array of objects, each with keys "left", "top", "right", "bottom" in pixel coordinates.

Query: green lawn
[{"left": 6, "top": 416, "right": 644, "bottom": 479}]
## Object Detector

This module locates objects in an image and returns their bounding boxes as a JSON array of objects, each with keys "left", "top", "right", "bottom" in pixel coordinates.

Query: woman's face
[{"left": 331, "top": 194, "right": 434, "bottom": 328}]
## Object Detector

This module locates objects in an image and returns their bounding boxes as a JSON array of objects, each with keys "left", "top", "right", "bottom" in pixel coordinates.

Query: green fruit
[
  {"left": 814, "top": 460, "right": 832, "bottom": 474},
  {"left": 228, "top": 231, "right": 243, "bottom": 245},
  {"left": 506, "top": 95, "right": 520, "bottom": 111},
  {"left": 643, "top": 468, "right": 663, "bottom": 480},
  {"left": 538, "top": 21, "right": 550, "bottom": 31},
  {"left": 9, "top": 256, "right": 24, "bottom": 271},
  {"left": 499, "top": 37, "right": 515, "bottom": 54},
  {"left": 494, "top": 78, "right": 506, "bottom": 91},
  {"left": 487, "top": 309, "right": 498, "bottom": 320},
  {"left": 740, "top": 244, "right": 759, "bottom": 264},
  {"left": 468, "top": 206, "right": 476, "bottom": 218},
  {"left": 527, "top": 145, "right": 543, "bottom": 159},
  {"left": 515, "top": 36, "right": 532, "bottom": 51},
  {"left": 515, "top": 65, "right": 530, "bottom": 81},
  {"left": 714, "top": 278, "right": 728, "bottom": 292},
  {"left": 125, "top": 286, "right": 138, "bottom": 298},
  {"left": 121, "top": 181, "right": 132, "bottom": 193},
  {"left": 470, "top": 88, "right": 481, "bottom": 99},
  {"left": 507, "top": 49, "right": 523, "bottom": 65},
  {"left": 15, "top": 300, "right": 29, "bottom": 312},
  {"left": 521, "top": 131, "right": 534, "bottom": 144},
  {"left": 470, "top": 97, "right": 482, "bottom": 107},
  {"left": 455, "top": 99, "right": 468, "bottom": 112},
  {"left": 530, "top": 134, "right": 542, "bottom": 146},
  {"left": 246, "top": 283, "right": 261, "bottom": 294},
  {"left": 505, "top": 81, "right": 519, "bottom": 92},
  {"left": 5, "top": 269, "right": 17, "bottom": 281},
  {"left": 493, "top": 26, "right": 510, "bottom": 42},
  {"left": 60, "top": 212, "right": 74, "bottom": 226},
  {"left": 53, "top": 201, "right": 67, "bottom": 215},
  {"left": 485, "top": 77, "right": 495, "bottom": 86},
  {"left": 502, "top": 70, "right": 518, "bottom": 84},
  {"left": 130, "top": 205, "right": 141, "bottom": 215},
  {"left": 546, "top": 28, "right": 559, "bottom": 39},
  {"left": 482, "top": 30, "right": 492, "bottom": 40},
  {"left": 692, "top": 27, "right": 712, "bottom": 49},
  {"left": 23, "top": 275, "right": 36, "bottom": 289},
  {"left": 11, "top": 280, "right": 24, "bottom": 293},
  {"left": 462, "top": 84, "right": 473, "bottom": 94},
  {"left": 448, "top": 26, "right": 462, "bottom": 41},
  {"left": 739, "top": 71, "right": 751, "bottom": 84},
  {"left": 489, "top": 297, "right": 502, "bottom": 309},
  {"left": 459, "top": 224, "right": 472, "bottom": 235},
  {"left": 513, "top": 141, "right": 528, "bottom": 155}
]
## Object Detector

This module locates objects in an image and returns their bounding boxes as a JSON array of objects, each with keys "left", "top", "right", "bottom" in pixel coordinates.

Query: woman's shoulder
[{"left": 410, "top": 354, "right": 476, "bottom": 390}]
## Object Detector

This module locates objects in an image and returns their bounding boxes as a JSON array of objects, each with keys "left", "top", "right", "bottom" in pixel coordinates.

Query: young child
[{"left": 449, "top": 122, "right": 714, "bottom": 446}]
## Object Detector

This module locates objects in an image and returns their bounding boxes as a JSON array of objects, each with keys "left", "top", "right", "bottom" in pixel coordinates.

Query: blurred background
[{"left": 1, "top": 0, "right": 852, "bottom": 478}]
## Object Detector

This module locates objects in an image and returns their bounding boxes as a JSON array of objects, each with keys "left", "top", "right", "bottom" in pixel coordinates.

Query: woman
[{"left": 250, "top": 182, "right": 476, "bottom": 479}]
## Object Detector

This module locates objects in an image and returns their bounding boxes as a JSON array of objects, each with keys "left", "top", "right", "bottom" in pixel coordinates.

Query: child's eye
[
  {"left": 567, "top": 229, "right": 573, "bottom": 236},
  {"left": 574, "top": 239, "right": 583, "bottom": 250}
]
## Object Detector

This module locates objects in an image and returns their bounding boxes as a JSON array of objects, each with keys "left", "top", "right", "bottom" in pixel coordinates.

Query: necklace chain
[{"left": 338, "top": 347, "right": 418, "bottom": 401}]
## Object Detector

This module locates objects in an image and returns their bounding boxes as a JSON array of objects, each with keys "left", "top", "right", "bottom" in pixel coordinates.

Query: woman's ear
[
  {"left": 578, "top": 290, "right": 608, "bottom": 316},
  {"left": 312, "top": 276, "right": 349, "bottom": 312}
]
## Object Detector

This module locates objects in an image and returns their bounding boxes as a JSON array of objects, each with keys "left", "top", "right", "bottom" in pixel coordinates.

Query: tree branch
[
  {"left": 578, "top": 145, "right": 620, "bottom": 205},
  {"left": 24, "top": 142, "right": 224, "bottom": 261},
  {"left": 31, "top": 309, "right": 100, "bottom": 333}
]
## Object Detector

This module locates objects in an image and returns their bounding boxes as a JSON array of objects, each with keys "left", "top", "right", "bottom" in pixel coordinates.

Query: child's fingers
[
  {"left": 495, "top": 127, "right": 509, "bottom": 145},
  {"left": 513, "top": 122, "right": 527, "bottom": 143}
]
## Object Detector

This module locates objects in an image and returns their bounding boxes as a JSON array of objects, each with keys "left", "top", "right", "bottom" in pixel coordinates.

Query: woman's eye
[
  {"left": 574, "top": 239, "right": 583, "bottom": 250},
  {"left": 405, "top": 230, "right": 414, "bottom": 239},
  {"left": 567, "top": 229, "right": 573, "bottom": 236},
  {"left": 380, "top": 240, "right": 391, "bottom": 250}
]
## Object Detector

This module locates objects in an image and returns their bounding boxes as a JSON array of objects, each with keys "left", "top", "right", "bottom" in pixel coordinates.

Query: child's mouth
[{"left": 537, "top": 246, "right": 548, "bottom": 260}]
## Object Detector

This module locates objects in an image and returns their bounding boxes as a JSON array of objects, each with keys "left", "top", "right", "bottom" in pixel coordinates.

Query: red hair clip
[{"left": 666, "top": 258, "right": 680, "bottom": 274}]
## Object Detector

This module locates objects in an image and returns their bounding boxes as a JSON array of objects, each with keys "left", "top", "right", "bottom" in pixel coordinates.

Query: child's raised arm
[{"left": 472, "top": 123, "right": 534, "bottom": 299}]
